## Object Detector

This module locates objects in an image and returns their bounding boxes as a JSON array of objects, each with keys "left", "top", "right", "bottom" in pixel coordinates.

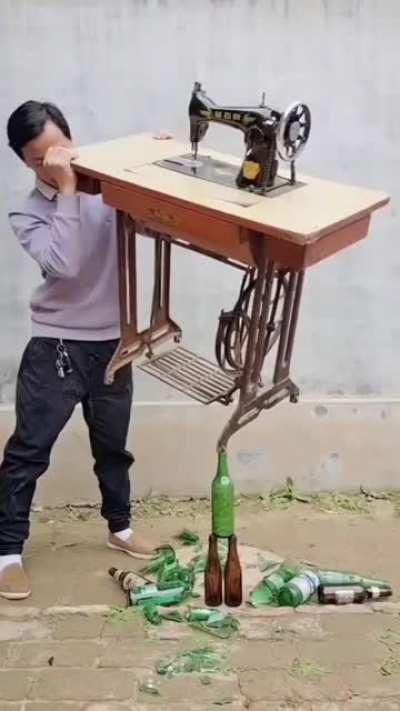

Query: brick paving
[
  {"left": 1, "top": 502, "right": 400, "bottom": 708},
  {"left": 1, "top": 602, "right": 400, "bottom": 709}
]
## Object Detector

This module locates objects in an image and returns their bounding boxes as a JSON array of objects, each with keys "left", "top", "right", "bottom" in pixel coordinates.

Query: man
[{"left": 0, "top": 101, "right": 156, "bottom": 600}]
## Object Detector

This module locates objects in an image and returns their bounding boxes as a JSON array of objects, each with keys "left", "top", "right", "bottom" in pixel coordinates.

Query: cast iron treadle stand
[{"left": 106, "top": 211, "right": 304, "bottom": 450}]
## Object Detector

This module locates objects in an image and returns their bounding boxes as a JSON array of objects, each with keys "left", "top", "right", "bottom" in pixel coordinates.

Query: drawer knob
[{"left": 147, "top": 206, "right": 181, "bottom": 228}]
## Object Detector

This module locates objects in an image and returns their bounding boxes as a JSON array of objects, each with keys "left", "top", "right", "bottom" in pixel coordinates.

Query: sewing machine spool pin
[{"left": 290, "top": 161, "right": 296, "bottom": 185}]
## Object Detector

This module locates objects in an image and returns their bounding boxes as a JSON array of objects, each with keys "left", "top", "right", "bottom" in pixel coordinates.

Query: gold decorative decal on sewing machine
[
  {"left": 242, "top": 161, "right": 261, "bottom": 180},
  {"left": 241, "top": 113, "right": 257, "bottom": 126},
  {"left": 199, "top": 107, "right": 257, "bottom": 127},
  {"left": 146, "top": 206, "right": 182, "bottom": 229}
]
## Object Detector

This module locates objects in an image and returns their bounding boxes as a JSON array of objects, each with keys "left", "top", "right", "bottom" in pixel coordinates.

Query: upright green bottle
[{"left": 212, "top": 449, "right": 234, "bottom": 538}]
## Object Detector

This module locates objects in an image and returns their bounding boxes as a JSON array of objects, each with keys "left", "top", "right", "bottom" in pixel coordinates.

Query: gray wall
[
  {"left": 0, "top": 1, "right": 398, "bottom": 500},
  {"left": 0, "top": 0, "right": 397, "bottom": 404}
]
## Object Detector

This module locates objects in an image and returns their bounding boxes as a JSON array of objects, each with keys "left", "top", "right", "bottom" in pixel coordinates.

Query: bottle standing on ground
[
  {"left": 224, "top": 534, "right": 243, "bottom": 607},
  {"left": 205, "top": 534, "right": 223, "bottom": 607}
]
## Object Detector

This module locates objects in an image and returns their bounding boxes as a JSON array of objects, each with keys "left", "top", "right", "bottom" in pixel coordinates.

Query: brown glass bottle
[
  {"left": 204, "top": 534, "right": 223, "bottom": 607},
  {"left": 108, "top": 567, "right": 140, "bottom": 591},
  {"left": 366, "top": 586, "right": 393, "bottom": 601},
  {"left": 224, "top": 535, "right": 243, "bottom": 607},
  {"left": 318, "top": 585, "right": 367, "bottom": 605}
]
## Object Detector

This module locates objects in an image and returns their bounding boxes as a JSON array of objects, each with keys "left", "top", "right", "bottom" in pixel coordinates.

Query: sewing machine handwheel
[{"left": 277, "top": 102, "right": 311, "bottom": 162}]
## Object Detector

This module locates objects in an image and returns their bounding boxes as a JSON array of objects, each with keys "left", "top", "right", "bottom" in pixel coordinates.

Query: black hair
[{"left": 7, "top": 100, "right": 71, "bottom": 160}]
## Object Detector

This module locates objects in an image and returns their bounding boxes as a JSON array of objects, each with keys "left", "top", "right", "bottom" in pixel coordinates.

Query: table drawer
[{"left": 102, "top": 181, "right": 256, "bottom": 266}]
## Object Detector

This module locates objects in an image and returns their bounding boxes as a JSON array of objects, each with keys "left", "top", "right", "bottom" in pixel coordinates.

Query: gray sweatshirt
[{"left": 9, "top": 180, "right": 120, "bottom": 341}]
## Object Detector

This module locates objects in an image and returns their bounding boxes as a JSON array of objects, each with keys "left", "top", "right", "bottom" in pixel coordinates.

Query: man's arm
[
  {"left": 9, "top": 195, "right": 82, "bottom": 279},
  {"left": 9, "top": 145, "right": 83, "bottom": 279}
]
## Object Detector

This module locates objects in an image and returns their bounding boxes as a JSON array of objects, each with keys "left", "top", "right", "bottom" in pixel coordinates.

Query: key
[
  {"left": 55, "top": 358, "right": 65, "bottom": 379},
  {"left": 56, "top": 342, "right": 73, "bottom": 376},
  {"left": 63, "top": 350, "right": 73, "bottom": 375}
]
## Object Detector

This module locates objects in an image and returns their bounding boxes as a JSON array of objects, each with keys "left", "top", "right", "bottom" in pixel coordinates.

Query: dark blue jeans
[{"left": 0, "top": 338, "right": 133, "bottom": 554}]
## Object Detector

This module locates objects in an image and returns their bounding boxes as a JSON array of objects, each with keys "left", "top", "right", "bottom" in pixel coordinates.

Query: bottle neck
[{"left": 216, "top": 449, "right": 230, "bottom": 480}]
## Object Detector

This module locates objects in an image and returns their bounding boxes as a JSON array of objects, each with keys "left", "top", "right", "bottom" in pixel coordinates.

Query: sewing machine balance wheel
[{"left": 277, "top": 102, "right": 311, "bottom": 162}]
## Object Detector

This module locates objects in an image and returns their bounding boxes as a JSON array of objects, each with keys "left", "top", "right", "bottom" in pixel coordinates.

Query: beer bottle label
[{"left": 335, "top": 589, "right": 355, "bottom": 604}]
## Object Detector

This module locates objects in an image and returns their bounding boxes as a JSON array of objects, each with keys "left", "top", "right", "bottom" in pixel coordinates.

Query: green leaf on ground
[{"left": 289, "top": 658, "right": 328, "bottom": 681}]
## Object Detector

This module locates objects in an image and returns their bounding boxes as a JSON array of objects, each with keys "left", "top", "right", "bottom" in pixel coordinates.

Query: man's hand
[{"left": 43, "top": 146, "right": 79, "bottom": 195}]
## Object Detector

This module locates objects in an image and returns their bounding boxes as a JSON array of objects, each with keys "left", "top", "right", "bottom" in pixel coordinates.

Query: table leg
[
  {"left": 105, "top": 212, "right": 181, "bottom": 384},
  {"left": 217, "top": 249, "right": 305, "bottom": 449}
]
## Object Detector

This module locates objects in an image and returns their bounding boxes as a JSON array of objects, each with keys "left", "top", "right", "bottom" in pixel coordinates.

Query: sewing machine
[
  {"left": 72, "top": 114, "right": 388, "bottom": 449},
  {"left": 156, "top": 82, "right": 311, "bottom": 194},
  {"left": 71, "top": 97, "right": 388, "bottom": 607}
]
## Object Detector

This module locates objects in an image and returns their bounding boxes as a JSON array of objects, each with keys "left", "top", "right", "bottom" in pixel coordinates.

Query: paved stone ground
[
  {"left": 1, "top": 500, "right": 400, "bottom": 709},
  {"left": 2, "top": 602, "right": 400, "bottom": 709}
]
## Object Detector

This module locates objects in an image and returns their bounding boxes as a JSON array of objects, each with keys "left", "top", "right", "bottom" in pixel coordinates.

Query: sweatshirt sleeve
[{"left": 9, "top": 194, "right": 82, "bottom": 279}]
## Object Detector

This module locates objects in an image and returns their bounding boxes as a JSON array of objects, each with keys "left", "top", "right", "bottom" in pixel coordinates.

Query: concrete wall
[{"left": 0, "top": 0, "right": 398, "bottom": 503}]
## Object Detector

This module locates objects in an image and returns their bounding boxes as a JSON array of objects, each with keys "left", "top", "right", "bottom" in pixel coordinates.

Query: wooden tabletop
[{"left": 73, "top": 133, "right": 389, "bottom": 246}]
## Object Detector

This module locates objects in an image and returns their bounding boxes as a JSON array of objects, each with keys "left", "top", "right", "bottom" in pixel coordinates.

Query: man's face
[{"left": 22, "top": 120, "right": 73, "bottom": 186}]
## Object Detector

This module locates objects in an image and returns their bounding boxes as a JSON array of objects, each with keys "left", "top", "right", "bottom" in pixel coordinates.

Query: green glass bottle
[
  {"left": 278, "top": 571, "right": 320, "bottom": 607},
  {"left": 317, "top": 570, "right": 362, "bottom": 586},
  {"left": 212, "top": 449, "right": 234, "bottom": 538},
  {"left": 250, "top": 567, "right": 296, "bottom": 607},
  {"left": 317, "top": 569, "right": 392, "bottom": 591},
  {"left": 361, "top": 577, "right": 392, "bottom": 591},
  {"left": 129, "top": 583, "right": 186, "bottom": 606}
]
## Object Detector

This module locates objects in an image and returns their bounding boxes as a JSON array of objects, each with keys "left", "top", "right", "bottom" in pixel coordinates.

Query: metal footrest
[{"left": 138, "top": 346, "right": 236, "bottom": 404}]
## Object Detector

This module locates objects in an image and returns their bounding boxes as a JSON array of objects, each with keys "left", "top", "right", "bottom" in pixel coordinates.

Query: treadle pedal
[{"left": 138, "top": 346, "right": 236, "bottom": 404}]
